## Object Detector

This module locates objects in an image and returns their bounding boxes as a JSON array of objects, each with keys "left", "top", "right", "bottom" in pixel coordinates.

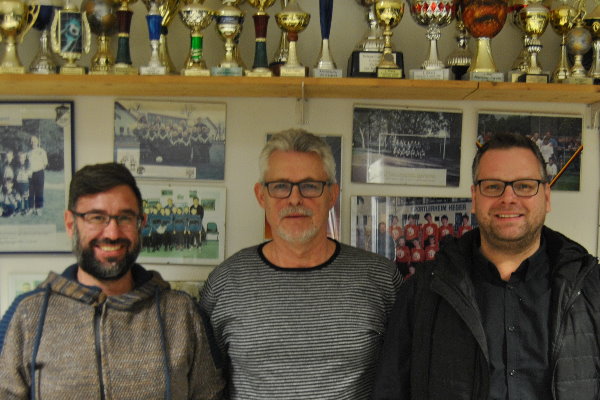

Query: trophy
[
  {"left": 275, "top": 0, "right": 310, "bottom": 77},
  {"left": 516, "top": 0, "right": 550, "bottom": 82},
  {"left": 374, "top": 0, "right": 404, "bottom": 78},
  {"left": 564, "top": 0, "right": 593, "bottom": 83},
  {"left": 50, "top": 0, "right": 91, "bottom": 74},
  {"left": 507, "top": 0, "right": 530, "bottom": 80},
  {"left": 139, "top": 0, "right": 166, "bottom": 74},
  {"left": 461, "top": 0, "right": 508, "bottom": 81},
  {"left": 0, "top": 0, "right": 39, "bottom": 73},
  {"left": 408, "top": 0, "right": 455, "bottom": 80},
  {"left": 584, "top": 0, "right": 600, "bottom": 79},
  {"left": 544, "top": 0, "right": 576, "bottom": 81},
  {"left": 212, "top": 0, "right": 244, "bottom": 76},
  {"left": 178, "top": 0, "right": 213, "bottom": 76},
  {"left": 269, "top": 0, "right": 288, "bottom": 75},
  {"left": 313, "top": 0, "right": 342, "bottom": 77},
  {"left": 141, "top": 0, "right": 180, "bottom": 73},
  {"left": 82, "top": 0, "right": 118, "bottom": 74},
  {"left": 246, "top": 0, "right": 276, "bottom": 76},
  {"left": 113, "top": 0, "right": 137, "bottom": 74},
  {"left": 29, "top": 0, "right": 61, "bottom": 74},
  {"left": 446, "top": 3, "right": 472, "bottom": 79}
]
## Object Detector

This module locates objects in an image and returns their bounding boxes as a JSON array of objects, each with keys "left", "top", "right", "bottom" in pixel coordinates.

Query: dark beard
[{"left": 73, "top": 225, "right": 141, "bottom": 281}]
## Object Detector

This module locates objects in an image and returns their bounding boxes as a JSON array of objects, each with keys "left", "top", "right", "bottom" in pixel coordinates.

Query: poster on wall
[
  {"left": 263, "top": 134, "right": 342, "bottom": 241},
  {"left": 114, "top": 99, "right": 226, "bottom": 180},
  {"left": 351, "top": 196, "right": 474, "bottom": 277},
  {"left": 477, "top": 111, "right": 583, "bottom": 191},
  {"left": 0, "top": 101, "right": 74, "bottom": 253},
  {"left": 352, "top": 105, "right": 463, "bottom": 187},
  {"left": 138, "top": 181, "right": 226, "bottom": 265}
]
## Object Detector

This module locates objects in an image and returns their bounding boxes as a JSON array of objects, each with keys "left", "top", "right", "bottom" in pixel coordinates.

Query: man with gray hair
[{"left": 199, "top": 129, "right": 401, "bottom": 399}]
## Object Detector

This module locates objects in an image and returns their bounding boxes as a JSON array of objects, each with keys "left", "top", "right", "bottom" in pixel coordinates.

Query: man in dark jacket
[{"left": 373, "top": 132, "right": 600, "bottom": 400}]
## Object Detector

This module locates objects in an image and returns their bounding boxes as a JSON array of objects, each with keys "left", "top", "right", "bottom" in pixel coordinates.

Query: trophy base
[
  {"left": 464, "top": 71, "right": 504, "bottom": 82},
  {"left": 280, "top": 65, "right": 308, "bottom": 77},
  {"left": 348, "top": 50, "right": 404, "bottom": 78},
  {"left": 563, "top": 76, "right": 595, "bottom": 85},
  {"left": 140, "top": 64, "right": 168, "bottom": 75},
  {"left": 409, "top": 68, "right": 451, "bottom": 80},
  {"left": 30, "top": 62, "right": 58, "bottom": 75},
  {"left": 312, "top": 68, "right": 343, "bottom": 78},
  {"left": 0, "top": 65, "right": 26, "bottom": 74},
  {"left": 246, "top": 68, "right": 273, "bottom": 77},
  {"left": 451, "top": 65, "right": 469, "bottom": 81},
  {"left": 89, "top": 68, "right": 114, "bottom": 76},
  {"left": 114, "top": 64, "right": 139, "bottom": 75},
  {"left": 182, "top": 68, "right": 211, "bottom": 77},
  {"left": 269, "top": 61, "right": 284, "bottom": 76},
  {"left": 211, "top": 66, "right": 243, "bottom": 76},
  {"left": 377, "top": 66, "right": 403, "bottom": 79},
  {"left": 60, "top": 65, "right": 87, "bottom": 75},
  {"left": 516, "top": 72, "right": 550, "bottom": 84}
]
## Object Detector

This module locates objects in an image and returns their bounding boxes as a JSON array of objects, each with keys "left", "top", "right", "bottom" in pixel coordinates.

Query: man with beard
[
  {"left": 372, "top": 132, "right": 600, "bottom": 400},
  {"left": 0, "top": 163, "right": 225, "bottom": 400},
  {"left": 199, "top": 129, "right": 401, "bottom": 400}
]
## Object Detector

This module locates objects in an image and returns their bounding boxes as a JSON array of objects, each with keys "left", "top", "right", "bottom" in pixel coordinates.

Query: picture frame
[
  {"left": 477, "top": 111, "right": 583, "bottom": 191},
  {"left": 352, "top": 105, "right": 463, "bottom": 187},
  {"left": 0, "top": 101, "right": 74, "bottom": 253},
  {"left": 351, "top": 196, "right": 473, "bottom": 277},
  {"left": 137, "top": 181, "right": 226, "bottom": 265},
  {"left": 114, "top": 99, "right": 226, "bottom": 181}
]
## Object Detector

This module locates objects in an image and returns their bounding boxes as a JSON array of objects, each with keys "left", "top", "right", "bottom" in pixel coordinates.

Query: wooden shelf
[{"left": 0, "top": 74, "right": 598, "bottom": 104}]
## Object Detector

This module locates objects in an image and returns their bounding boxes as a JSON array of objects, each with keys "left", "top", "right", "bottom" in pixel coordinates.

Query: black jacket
[{"left": 373, "top": 226, "right": 600, "bottom": 400}]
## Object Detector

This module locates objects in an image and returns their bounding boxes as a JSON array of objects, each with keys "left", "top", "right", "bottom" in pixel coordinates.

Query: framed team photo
[
  {"left": 477, "top": 111, "right": 583, "bottom": 191},
  {"left": 350, "top": 196, "right": 474, "bottom": 278},
  {"left": 137, "top": 181, "right": 226, "bottom": 265},
  {"left": 352, "top": 105, "right": 463, "bottom": 187},
  {"left": 0, "top": 101, "right": 74, "bottom": 253},
  {"left": 114, "top": 99, "right": 226, "bottom": 181}
]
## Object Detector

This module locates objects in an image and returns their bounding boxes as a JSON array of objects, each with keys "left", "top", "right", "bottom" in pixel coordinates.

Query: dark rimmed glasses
[
  {"left": 263, "top": 180, "right": 331, "bottom": 199},
  {"left": 475, "top": 179, "right": 545, "bottom": 198},
  {"left": 71, "top": 210, "right": 142, "bottom": 230}
]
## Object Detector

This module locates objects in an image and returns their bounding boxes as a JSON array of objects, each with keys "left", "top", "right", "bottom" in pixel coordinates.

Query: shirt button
[
  {"left": 510, "top": 370, "right": 516, "bottom": 376},
  {"left": 508, "top": 325, "right": 516, "bottom": 332}
]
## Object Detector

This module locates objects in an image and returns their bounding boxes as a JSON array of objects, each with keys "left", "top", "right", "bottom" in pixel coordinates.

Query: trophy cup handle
[
  {"left": 50, "top": 10, "right": 59, "bottom": 53},
  {"left": 81, "top": 11, "right": 92, "bottom": 54},
  {"left": 20, "top": 3, "right": 41, "bottom": 43}
]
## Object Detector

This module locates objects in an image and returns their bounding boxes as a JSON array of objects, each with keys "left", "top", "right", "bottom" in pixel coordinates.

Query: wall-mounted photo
[
  {"left": 351, "top": 196, "right": 474, "bottom": 278},
  {"left": 138, "top": 181, "right": 226, "bottom": 265},
  {"left": 477, "top": 111, "right": 583, "bottom": 191},
  {"left": 0, "top": 101, "right": 73, "bottom": 253},
  {"left": 352, "top": 105, "right": 463, "bottom": 187},
  {"left": 114, "top": 100, "right": 226, "bottom": 180}
]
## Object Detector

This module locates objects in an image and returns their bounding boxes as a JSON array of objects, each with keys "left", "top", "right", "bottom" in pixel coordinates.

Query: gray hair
[{"left": 258, "top": 129, "right": 337, "bottom": 184}]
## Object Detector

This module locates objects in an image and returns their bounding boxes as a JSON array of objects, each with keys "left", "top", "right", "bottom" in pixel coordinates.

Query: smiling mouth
[
  {"left": 98, "top": 244, "right": 124, "bottom": 252},
  {"left": 496, "top": 213, "right": 522, "bottom": 219}
]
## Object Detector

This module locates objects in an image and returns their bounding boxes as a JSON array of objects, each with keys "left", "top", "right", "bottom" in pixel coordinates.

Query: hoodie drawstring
[
  {"left": 155, "top": 288, "right": 172, "bottom": 400},
  {"left": 30, "top": 287, "right": 51, "bottom": 400}
]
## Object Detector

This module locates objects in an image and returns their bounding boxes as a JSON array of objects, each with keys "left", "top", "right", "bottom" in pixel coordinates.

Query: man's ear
[
  {"left": 64, "top": 210, "right": 75, "bottom": 238},
  {"left": 254, "top": 182, "right": 266, "bottom": 209}
]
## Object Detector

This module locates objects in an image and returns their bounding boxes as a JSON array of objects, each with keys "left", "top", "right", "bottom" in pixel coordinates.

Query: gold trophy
[
  {"left": 269, "top": 0, "right": 288, "bottom": 75},
  {"left": 313, "top": 0, "right": 342, "bottom": 77},
  {"left": 141, "top": 0, "right": 180, "bottom": 73},
  {"left": 82, "top": 0, "right": 118, "bottom": 74},
  {"left": 408, "top": 0, "right": 455, "bottom": 79},
  {"left": 246, "top": 0, "right": 276, "bottom": 76},
  {"left": 50, "top": 0, "right": 91, "bottom": 74},
  {"left": 564, "top": 0, "right": 593, "bottom": 83},
  {"left": 0, "top": 0, "right": 39, "bottom": 73},
  {"left": 507, "top": 0, "right": 530, "bottom": 80},
  {"left": 446, "top": 3, "right": 472, "bottom": 79},
  {"left": 461, "top": 0, "right": 508, "bottom": 80},
  {"left": 178, "top": 0, "right": 213, "bottom": 76},
  {"left": 584, "top": 0, "right": 600, "bottom": 79},
  {"left": 275, "top": 0, "right": 310, "bottom": 77},
  {"left": 516, "top": 0, "right": 550, "bottom": 82},
  {"left": 374, "top": 0, "right": 404, "bottom": 78},
  {"left": 545, "top": 0, "right": 576, "bottom": 81},
  {"left": 113, "top": 0, "right": 138, "bottom": 74},
  {"left": 212, "top": 0, "right": 245, "bottom": 76}
]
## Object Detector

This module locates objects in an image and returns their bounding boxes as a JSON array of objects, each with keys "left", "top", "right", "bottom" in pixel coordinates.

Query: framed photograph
[
  {"left": 114, "top": 99, "right": 226, "bottom": 180},
  {"left": 352, "top": 105, "right": 463, "bottom": 187},
  {"left": 138, "top": 181, "right": 226, "bottom": 265},
  {"left": 8, "top": 273, "right": 47, "bottom": 305},
  {"left": 263, "top": 134, "right": 342, "bottom": 241},
  {"left": 477, "top": 111, "right": 583, "bottom": 191},
  {"left": 351, "top": 196, "right": 474, "bottom": 277},
  {"left": 0, "top": 101, "right": 74, "bottom": 253}
]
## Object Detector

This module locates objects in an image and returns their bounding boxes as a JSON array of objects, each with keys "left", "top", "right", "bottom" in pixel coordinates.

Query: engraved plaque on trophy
[
  {"left": 114, "top": 0, "right": 138, "bottom": 74},
  {"left": 212, "top": 0, "right": 244, "bottom": 76},
  {"left": 30, "top": 1, "right": 61, "bottom": 74},
  {"left": 139, "top": 0, "right": 166, "bottom": 74},
  {"left": 0, "top": 0, "right": 39, "bottom": 74},
  {"left": 515, "top": 0, "right": 550, "bottom": 82},
  {"left": 374, "top": 0, "right": 404, "bottom": 78},
  {"left": 179, "top": 0, "right": 213, "bottom": 76},
  {"left": 83, "top": 0, "right": 118, "bottom": 74},
  {"left": 275, "top": 0, "right": 310, "bottom": 77},
  {"left": 313, "top": 0, "right": 342, "bottom": 77},
  {"left": 50, "top": 0, "right": 91, "bottom": 74},
  {"left": 246, "top": 0, "right": 276, "bottom": 76}
]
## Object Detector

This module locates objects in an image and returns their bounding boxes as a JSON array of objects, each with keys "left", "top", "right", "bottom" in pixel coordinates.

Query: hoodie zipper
[{"left": 95, "top": 304, "right": 107, "bottom": 400}]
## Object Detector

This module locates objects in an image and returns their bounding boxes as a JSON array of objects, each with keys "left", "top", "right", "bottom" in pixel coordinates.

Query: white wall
[{"left": 1, "top": 0, "right": 599, "bottom": 315}]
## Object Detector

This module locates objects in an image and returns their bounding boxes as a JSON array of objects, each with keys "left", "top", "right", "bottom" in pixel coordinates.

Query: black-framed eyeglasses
[
  {"left": 71, "top": 210, "right": 142, "bottom": 229},
  {"left": 263, "top": 180, "right": 331, "bottom": 199},
  {"left": 475, "top": 179, "right": 545, "bottom": 198}
]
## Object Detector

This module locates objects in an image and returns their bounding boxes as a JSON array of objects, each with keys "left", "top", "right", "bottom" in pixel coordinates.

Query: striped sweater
[{"left": 199, "top": 240, "right": 402, "bottom": 400}]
